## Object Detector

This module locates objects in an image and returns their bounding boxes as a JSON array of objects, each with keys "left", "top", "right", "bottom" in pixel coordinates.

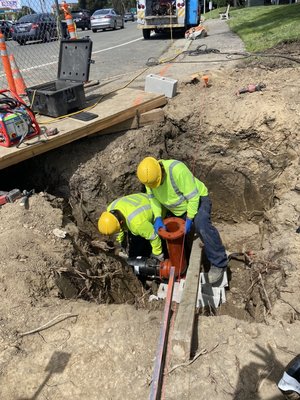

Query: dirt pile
[{"left": 0, "top": 48, "right": 300, "bottom": 399}]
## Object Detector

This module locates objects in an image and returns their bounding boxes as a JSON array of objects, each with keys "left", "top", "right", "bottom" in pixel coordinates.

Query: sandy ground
[{"left": 0, "top": 19, "right": 300, "bottom": 400}]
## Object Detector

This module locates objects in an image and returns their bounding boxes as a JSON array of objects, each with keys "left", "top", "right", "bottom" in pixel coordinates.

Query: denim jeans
[{"left": 194, "top": 196, "right": 227, "bottom": 268}]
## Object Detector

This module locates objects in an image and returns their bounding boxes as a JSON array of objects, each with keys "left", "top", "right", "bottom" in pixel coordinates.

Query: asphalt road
[{"left": 0, "top": 22, "right": 176, "bottom": 90}]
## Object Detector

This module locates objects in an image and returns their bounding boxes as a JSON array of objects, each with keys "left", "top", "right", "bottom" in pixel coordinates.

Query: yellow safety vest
[
  {"left": 107, "top": 193, "right": 162, "bottom": 255},
  {"left": 147, "top": 160, "right": 208, "bottom": 219}
]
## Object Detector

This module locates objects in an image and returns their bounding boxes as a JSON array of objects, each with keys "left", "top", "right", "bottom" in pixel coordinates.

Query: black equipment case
[{"left": 26, "top": 38, "right": 93, "bottom": 118}]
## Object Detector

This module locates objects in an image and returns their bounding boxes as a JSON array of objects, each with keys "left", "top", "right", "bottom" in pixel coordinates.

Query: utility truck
[{"left": 136, "top": 0, "right": 200, "bottom": 39}]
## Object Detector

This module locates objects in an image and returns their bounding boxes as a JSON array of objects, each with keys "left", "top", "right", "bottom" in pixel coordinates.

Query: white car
[{"left": 91, "top": 9, "right": 124, "bottom": 32}]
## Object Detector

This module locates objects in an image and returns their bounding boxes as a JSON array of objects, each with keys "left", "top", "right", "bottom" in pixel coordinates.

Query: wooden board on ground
[
  {"left": 0, "top": 88, "right": 167, "bottom": 171},
  {"left": 171, "top": 238, "right": 202, "bottom": 364},
  {"left": 99, "top": 108, "right": 165, "bottom": 135}
]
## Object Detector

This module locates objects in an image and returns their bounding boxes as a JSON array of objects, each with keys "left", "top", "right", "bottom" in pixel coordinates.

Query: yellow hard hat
[
  {"left": 98, "top": 211, "right": 120, "bottom": 235},
  {"left": 137, "top": 157, "right": 162, "bottom": 188}
]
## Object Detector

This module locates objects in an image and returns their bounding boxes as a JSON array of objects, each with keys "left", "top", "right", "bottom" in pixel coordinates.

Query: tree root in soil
[
  {"left": 53, "top": 261, "right": 145, "bottom": 305},
  {"left": 19, "top": 313, "right": 78, "bottom": 337},
  {"left": 244, "top": 258, "right": 284, "bottom": 322}
]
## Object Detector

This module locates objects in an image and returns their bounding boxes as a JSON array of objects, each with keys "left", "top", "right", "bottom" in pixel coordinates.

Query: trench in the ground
[{"left": 0, "top": 127, "right": 286, "bottom": 322}]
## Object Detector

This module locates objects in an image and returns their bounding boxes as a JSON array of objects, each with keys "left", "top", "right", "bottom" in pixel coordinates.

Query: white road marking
[
  {"left": 92, "top": 37, "right": 142, "bottom": 54},
  {"left": 0, "top": 37, "right": 143, "bottom": 75}
]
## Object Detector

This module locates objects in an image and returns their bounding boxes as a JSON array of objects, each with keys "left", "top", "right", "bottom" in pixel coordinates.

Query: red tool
[
  {"left": 0, "top": 189, "right": 22, "bottom": 206},
  {"left": 0, "top": 191, "right": 7, "bottom": 205},
  {"left": 0, "top": 89, "right": 40, "bottom": 148},
  {"left": 236, "top": 82, "right": 266, "bottom": 96}
]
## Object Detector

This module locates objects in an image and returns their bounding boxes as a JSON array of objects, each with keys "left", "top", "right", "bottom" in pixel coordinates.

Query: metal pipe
[{"left": 159, "top": 217, "right": 186, "bottom": 279}]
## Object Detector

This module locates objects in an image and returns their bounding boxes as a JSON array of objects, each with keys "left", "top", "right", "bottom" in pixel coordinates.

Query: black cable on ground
[
  {"left": 183, "top": 44, "right": 221, "bottom": 56},
  {"left": 253, "top": 52, "right": 300, "bottom": 64},
  {"left": 181, "top": 45, "right": 300, "bottom": 64},
  {"left": 146, "top": 44, "right": 300, "bottom": 66}
]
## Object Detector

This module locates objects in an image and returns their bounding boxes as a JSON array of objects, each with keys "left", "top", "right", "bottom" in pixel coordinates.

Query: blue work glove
[
  {"left": 154, "top": 217, "right": 166, "bottom": 234},
  {"left": 185, "top": 218, "right": 193, "bottom": 234}
]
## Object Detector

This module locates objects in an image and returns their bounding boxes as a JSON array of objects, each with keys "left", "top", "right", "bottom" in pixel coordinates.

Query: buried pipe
[
  {"left": 158, "top": 217, "right": 186, "bottom": 280},
  {"left": 127, "top": 217, "right": 186, "bottom": 281}
]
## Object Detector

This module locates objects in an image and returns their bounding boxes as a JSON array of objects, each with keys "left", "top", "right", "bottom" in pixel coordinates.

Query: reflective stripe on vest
[
  {"left": 149, "top": 232, "right": 156, "bottom": 240},
  {"left": 164, "top": 161, "right": 199, "bottom": 209},
  {"left": 127, "top": 204, "right": 151, "bottom": 223},
  {"left": 110, "top": 194, "right": 146, "bottom": 209}
]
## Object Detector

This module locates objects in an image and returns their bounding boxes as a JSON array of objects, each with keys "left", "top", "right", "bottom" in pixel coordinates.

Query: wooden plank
[
  {"left": 171, "top": 238, "right": 202, "bottom": 364},
  {"left": 99, "top": 108, "right": 165, "bottom": 135},
  {"left": 0, "top": 88, "right": 167, "bottom": 170},
  {"left": 150, "top": 267, "right": 175, "bottom": 400}
]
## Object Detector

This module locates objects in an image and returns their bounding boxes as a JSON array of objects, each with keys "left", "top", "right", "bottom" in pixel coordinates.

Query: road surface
[{"left": 1, "top": 22, "right": 176, "bottom": 90}]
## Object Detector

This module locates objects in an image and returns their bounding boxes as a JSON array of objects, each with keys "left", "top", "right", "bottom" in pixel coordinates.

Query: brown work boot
[
  {"left": 207, "top": 266, "right": 226, "bottom": 284},
  {"left": 281, "top": 391, "right": 300, "bottom": 400}
]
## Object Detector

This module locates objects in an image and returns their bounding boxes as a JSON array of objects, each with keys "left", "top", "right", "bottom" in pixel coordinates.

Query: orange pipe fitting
[
  {"left": 158, "top": 217, "right": 186, "bottom": 279},
  {"left": 202, "top": 75, "right": 209, "bottom": 87}
]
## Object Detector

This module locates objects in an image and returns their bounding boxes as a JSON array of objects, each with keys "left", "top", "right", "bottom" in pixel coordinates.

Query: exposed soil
[{"left": 0, "top": 43, "right": 300, "bottom": 399}]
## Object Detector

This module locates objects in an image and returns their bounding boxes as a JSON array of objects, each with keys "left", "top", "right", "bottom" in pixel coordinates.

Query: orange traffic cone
[
  {"left": 9, "top": 54, "right": 26, "bottom": 96},
  {"left": 61, "top": 1, "right": 77, "bottom": 40},
  {"left": 65, "top": 14, "right": 77, "bottom": 40},
  {"left": 0, "top": 32, "right": 16, "bottom": 93}
]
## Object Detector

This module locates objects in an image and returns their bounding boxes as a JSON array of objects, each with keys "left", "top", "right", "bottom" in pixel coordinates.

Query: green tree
[
  {"left": 84, "top": 0, "right": 136, "bottom": 12},
  {"left": 15, "top": 6, "right": 36, "bottom": 19}
]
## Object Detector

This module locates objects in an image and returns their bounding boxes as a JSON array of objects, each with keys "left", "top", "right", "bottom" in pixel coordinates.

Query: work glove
[
  {"left": 114, "top": 241, "right": 128, "bottom": 259},
  {"left": 154, "top": 217, "right": 166, "bottom": 234},
  {"left": 185, "top": 218, "right": 193, "bottom": 234},
  {"left": 151, "top": 253, "right": 164, "bottom": 262}
]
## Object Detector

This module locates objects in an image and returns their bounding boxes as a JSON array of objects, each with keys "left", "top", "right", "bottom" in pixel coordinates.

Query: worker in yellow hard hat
[
  {"left": 137, "top": 157, "right": 228, "bottom": 284},
  {"left": 98, "top": 193, "right": 164, "bottom": 261}
]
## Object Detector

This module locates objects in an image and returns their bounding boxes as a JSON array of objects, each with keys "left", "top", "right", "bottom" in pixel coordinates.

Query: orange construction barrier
[
  {"left": 9, "top": 54, "right": 27, "bottom": 96},
  {"left": 0, "top": 32, "right": 16, "bottom": 93},
  {"left": 61, "top": 1, "right": 77, "bottom": 40}
]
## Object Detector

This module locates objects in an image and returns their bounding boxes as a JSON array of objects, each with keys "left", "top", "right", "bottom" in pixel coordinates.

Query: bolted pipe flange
[{"left": 158, "top": 217, "right": 185, "bottom": 240}]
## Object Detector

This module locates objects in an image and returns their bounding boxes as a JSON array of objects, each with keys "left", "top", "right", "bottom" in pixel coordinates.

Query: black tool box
[{"left": 26, "top": 38, "right": 93, "bottom": 118}]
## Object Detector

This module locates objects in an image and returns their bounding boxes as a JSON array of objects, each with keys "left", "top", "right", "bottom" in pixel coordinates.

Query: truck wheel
[
  {"left": 143, "top": 29, "right": 151, "bottom": 40},
  {"left": 92, "top": 29, "right": 97, "bottom": 33}
]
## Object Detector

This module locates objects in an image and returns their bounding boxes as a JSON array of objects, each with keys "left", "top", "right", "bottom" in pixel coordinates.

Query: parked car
[
  {"left": 71, "top": 9, "right": 91, "bottom": 30},
  {"left": 124, "top": 12, "right": 135, "bottom": 22},
  {"left": 91, "top": 9, "right": 124, "bottom": 32},
  {"left": 12, "top": 13, "right": 61, "bottom": 45},
  {"left": 0, "top": 20, "right": 14, "bottom": 40}
]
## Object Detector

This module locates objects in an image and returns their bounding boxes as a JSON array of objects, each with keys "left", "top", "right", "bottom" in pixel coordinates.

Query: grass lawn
[{"left": 203, "top": 4, "right": 300, "bottom": 51}]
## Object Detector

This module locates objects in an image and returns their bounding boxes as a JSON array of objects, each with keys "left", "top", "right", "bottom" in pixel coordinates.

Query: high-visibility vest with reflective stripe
[
  {"left": 107, "top": 193, "right": 162, "bottom": 255},
  {"left": 147, "top": 160, "right": 208, "bottom": 219}
]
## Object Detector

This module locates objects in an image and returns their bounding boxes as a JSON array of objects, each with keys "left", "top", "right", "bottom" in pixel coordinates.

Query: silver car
[{"left": 91, "top": 9, "right": 124, "bottom": 32}]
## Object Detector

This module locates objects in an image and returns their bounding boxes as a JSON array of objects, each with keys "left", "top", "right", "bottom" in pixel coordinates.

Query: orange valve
[
  {"left": 158, "top": 217, "right": 186, "bottom": 279},
  {"left": 202, "top": 75, "right": 209, "bottom": 87}
]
